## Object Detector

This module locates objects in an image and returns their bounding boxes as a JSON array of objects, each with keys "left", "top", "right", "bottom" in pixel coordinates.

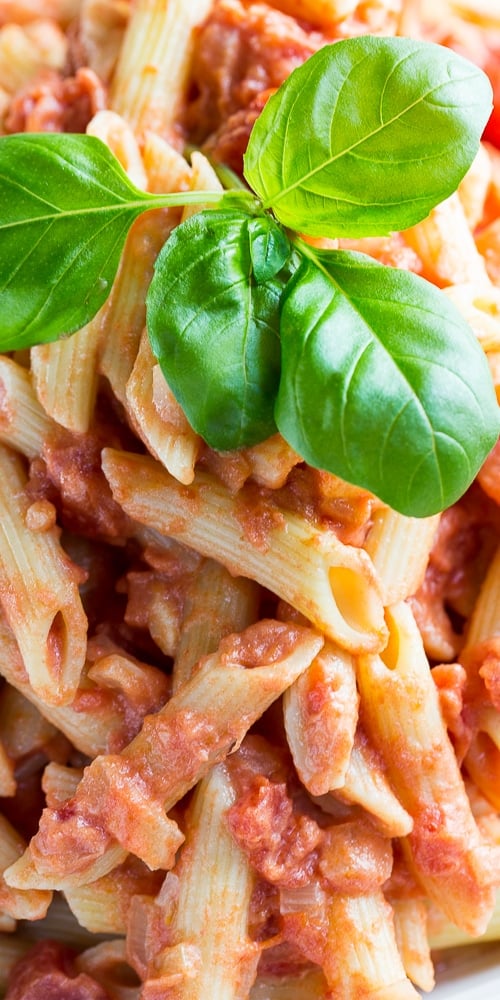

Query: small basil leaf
[
  {"left": 147, "top": 209, "right": 292, "bottom": 449},
  {"left": 248, "top": 216, "right": 290, "bottom": 283},
  {"left": 0, "top": 133, "right": 156, "bottom": 350},
  {"left": 275, "top": 249, "right": 500, "bottom": 516},
  {"left": 244, "top": 36, "right": 492, "bottom": 238}
]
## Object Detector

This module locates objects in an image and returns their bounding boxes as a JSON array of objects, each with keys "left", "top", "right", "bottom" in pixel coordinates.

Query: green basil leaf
[
  {"left": 248, "top": 216, "right": 291, "bottom": 283},
  {"left": 244, "top": 37, "right": 493, "bottom": 238},
  {"left": 0, "top": 133, "right": 158, "bottom": 350},
  {"left": 147, "top": 209, "right": 292, "bottom": 449},
  {"left": 275, "top": 249, "right": 500, "bottom": 516}
]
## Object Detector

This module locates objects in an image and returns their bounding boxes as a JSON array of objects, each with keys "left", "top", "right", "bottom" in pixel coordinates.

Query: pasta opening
[
  {"left": 328, "top": 566, "right": 381, "bottom": 636},
  {"left": 379, "top": 610, "right": 401, "bottom": 671},
  {"left": 46, "top": 610, "right": 68, "bottom": 682}
]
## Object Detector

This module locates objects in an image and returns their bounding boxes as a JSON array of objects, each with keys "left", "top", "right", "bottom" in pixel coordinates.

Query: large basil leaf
[
  {"left": 275, "top": 249, "right": 500, "bottom": 516},
  {"left": 244, "top": 37, "right": 492, "bottom": 238},
  {"left": 0, "top": 134, "right": 155, "bottom": 350},
  {"left": 147, "top": 209, "right": 291, "bottom": 449}
]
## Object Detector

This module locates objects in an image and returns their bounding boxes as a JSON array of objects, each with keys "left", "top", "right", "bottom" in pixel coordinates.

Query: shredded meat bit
[
  {"left": 458, "top": 637, "right": 500, "bottom": 754},
  {"left": 200, "top": 456, "right": 377, "bottom": 550},
  {"left": 187, "top": 0, "right": 402, "bottom": 171},
  {"left": 273, "top": 466, "right": 379, "bottom": 546},
  {"left": 278, "top": 909, "right": 328, "bottom": 973},
  {"left": 318, "top": 820, "right": 393, "bottom": 894},
  {"left": 27, "top": 424, "right": 132, "bottom": 542},
  {"left": 432, "top": 662, "right": 469, "bottom": 756},
  {"left": 478, "top": 647, "right": 500, "bottom": 711},
  {"left": 185, "top": 0, "right": 326, "bottom": 147},
  {"left": 4, "top": 66, "right": 106, "bottom": 134},
  {"left": 228, "top": 775, "right": 322, "bottom": 887},
  {"left": 203, "top": 88, "right": 273, "bottom": 174},
  {"left": 4, "top": 940, "right": 111, "bottom": 1000},
  {"left": 226, "top": 737, "right": 393, "bottom": 898},
  {"left": 219, "top": 620, "right": 310, "bottom": 667}
]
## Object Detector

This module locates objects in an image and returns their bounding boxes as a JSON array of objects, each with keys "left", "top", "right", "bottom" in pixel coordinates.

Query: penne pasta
[
  {"left": 392, "top": 896, "right": 435, "bottom": 993},
  {"left": 404, "top": 192, "right": 491, "bottom": 287},
  {"left": 334, "top": 729, "right": 414, "bottom": 838},
  {"left": 283, "top": 641, "right": 359, "bottom": 795},
  {"left": 125, "top": 330, "right": 202, "bottom": 485},
  {"left": 143, "top": 763, "right": 259, "bottom": 998},
  {"left": 110, "top": 0, "right": 214, "bottom": 138},
  {"left": 357, "top": 601, "right": 497, "bottom": 935},
  {"left": 101, "top": 448, "right": 388, "bottom": 653},
  {"left": 322, "top": 892, "right": 420, "bottom": 998},
  {"left": 0, "top": 445, "right": 87, "bottom": 705},
  {"left": 5, "top": 620, "right": 323, "bottom": 887},
  {"left": 0, "top": 356, "right": 54, "bottom": 458},
  {"left": 363, "top": 508, "right": 440, "bottom": 605},
  {"left": 173, "top": 557, "right": 260, "bottom": 691},
  {"left": 31, "top": 323, "right": 100, "bottom": 435}
]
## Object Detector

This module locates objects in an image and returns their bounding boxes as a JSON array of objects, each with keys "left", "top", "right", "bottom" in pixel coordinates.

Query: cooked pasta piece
[
  {"left": 0, "top": 609, "right": 166, "bottom": 757},
  {"left": 173, "top": 557, "right": 260, "bottom": 691},
  {"left": 142, "top": 763, "right": 259, "bottom": 999},
  {"left": 126, "top": 330, "right": 202, "bottom": 485},
  {"left": 5, "top": 621, "right": 323, "bottom": 887},
  {"left": 31, "top": 324, "right": 100, "bottom": 435},
  {"left": 243, "top": 434, "right": 301, "bottom": 490},
  {"left": 321, "top": 892, "right": 419, "bottom": 999},
  {"left": 463, "top": 541, "right": 500, "bottom": 647},
  {"left": 364, "top": 509, "right": 440, "bottom": 605},
  {"left": 87, "top": 108, "right": 148, "bottom": 188},
  {"left": 0, "top": 356, "right": 54, "bottom": 458},
  {"left": 101, "top": 448, "right": 388, "bottom": 652},
  {"left": 0, "top": 815, "right": 51, "bottom": 922},
  {"left": 0, "top": 19, "right": 67, "bottom": 95},
  {"left": 392, "top": 896, "right": 435, "bottom": 993},
  {"left": 334, "top": 729, "right": 414, "bottom": 838},
  {"left": 141, "top": 130, "right": 193, "bottom": 193},
  {"left": 427, "top": 889, "right": 500, "bottom": 949},
  {"left": 42, "top": 763, "right": 82, "bottom": 809},
  {"left": 65, "top": 855, "right": 164, "bottom": 936},
  {"left": 458, "top": 142, "right": 492, "bottom": 230},
  {"left": 180, "top": 149, "right": 223, "bottom": 219},
  {"left": 98, "top": 135, "right": 190, "bottom": 403},
  {"left": 356, "top": 601, "right": 497, "bottom": 935},
  {"left": 450, "top": 0, "right": 500, "bottom": 29},
  {"left": 125, "top": 151, "right": 220, "bottom": 481},
  {"left": 283, "top": 641, "right": 359, "bottom": 795},
  {"left": 404, "top": 191, "right": 491, "bottom": 287},
  {"left": 0, "top": 445, "right": 87, "bottom": 705},
  {"left": 79, "top": 0, "right": 130, "bottom": 82},
  {"left": 109, "top": 0, "right": 214, "bottom": 138},
  {"left": 443, "top": 281, "right": 500, "bottom": 352},
  {"left": 73, "top": 938, "right": 139, "bottom": 998}
]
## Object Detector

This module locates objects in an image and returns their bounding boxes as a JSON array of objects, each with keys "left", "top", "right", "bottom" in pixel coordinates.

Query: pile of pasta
[{"left": 0, "top": 0, "right": 500, "bottom": 997}]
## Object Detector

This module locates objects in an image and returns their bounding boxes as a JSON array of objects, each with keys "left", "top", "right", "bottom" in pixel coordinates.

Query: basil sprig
[{"left": 0, "top": 36, "right": 498, "bottom": 516}]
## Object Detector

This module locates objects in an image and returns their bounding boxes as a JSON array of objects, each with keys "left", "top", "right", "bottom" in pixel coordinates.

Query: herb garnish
[{"left": 0, "top": 36, "right": 498, "bottom": 516}]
